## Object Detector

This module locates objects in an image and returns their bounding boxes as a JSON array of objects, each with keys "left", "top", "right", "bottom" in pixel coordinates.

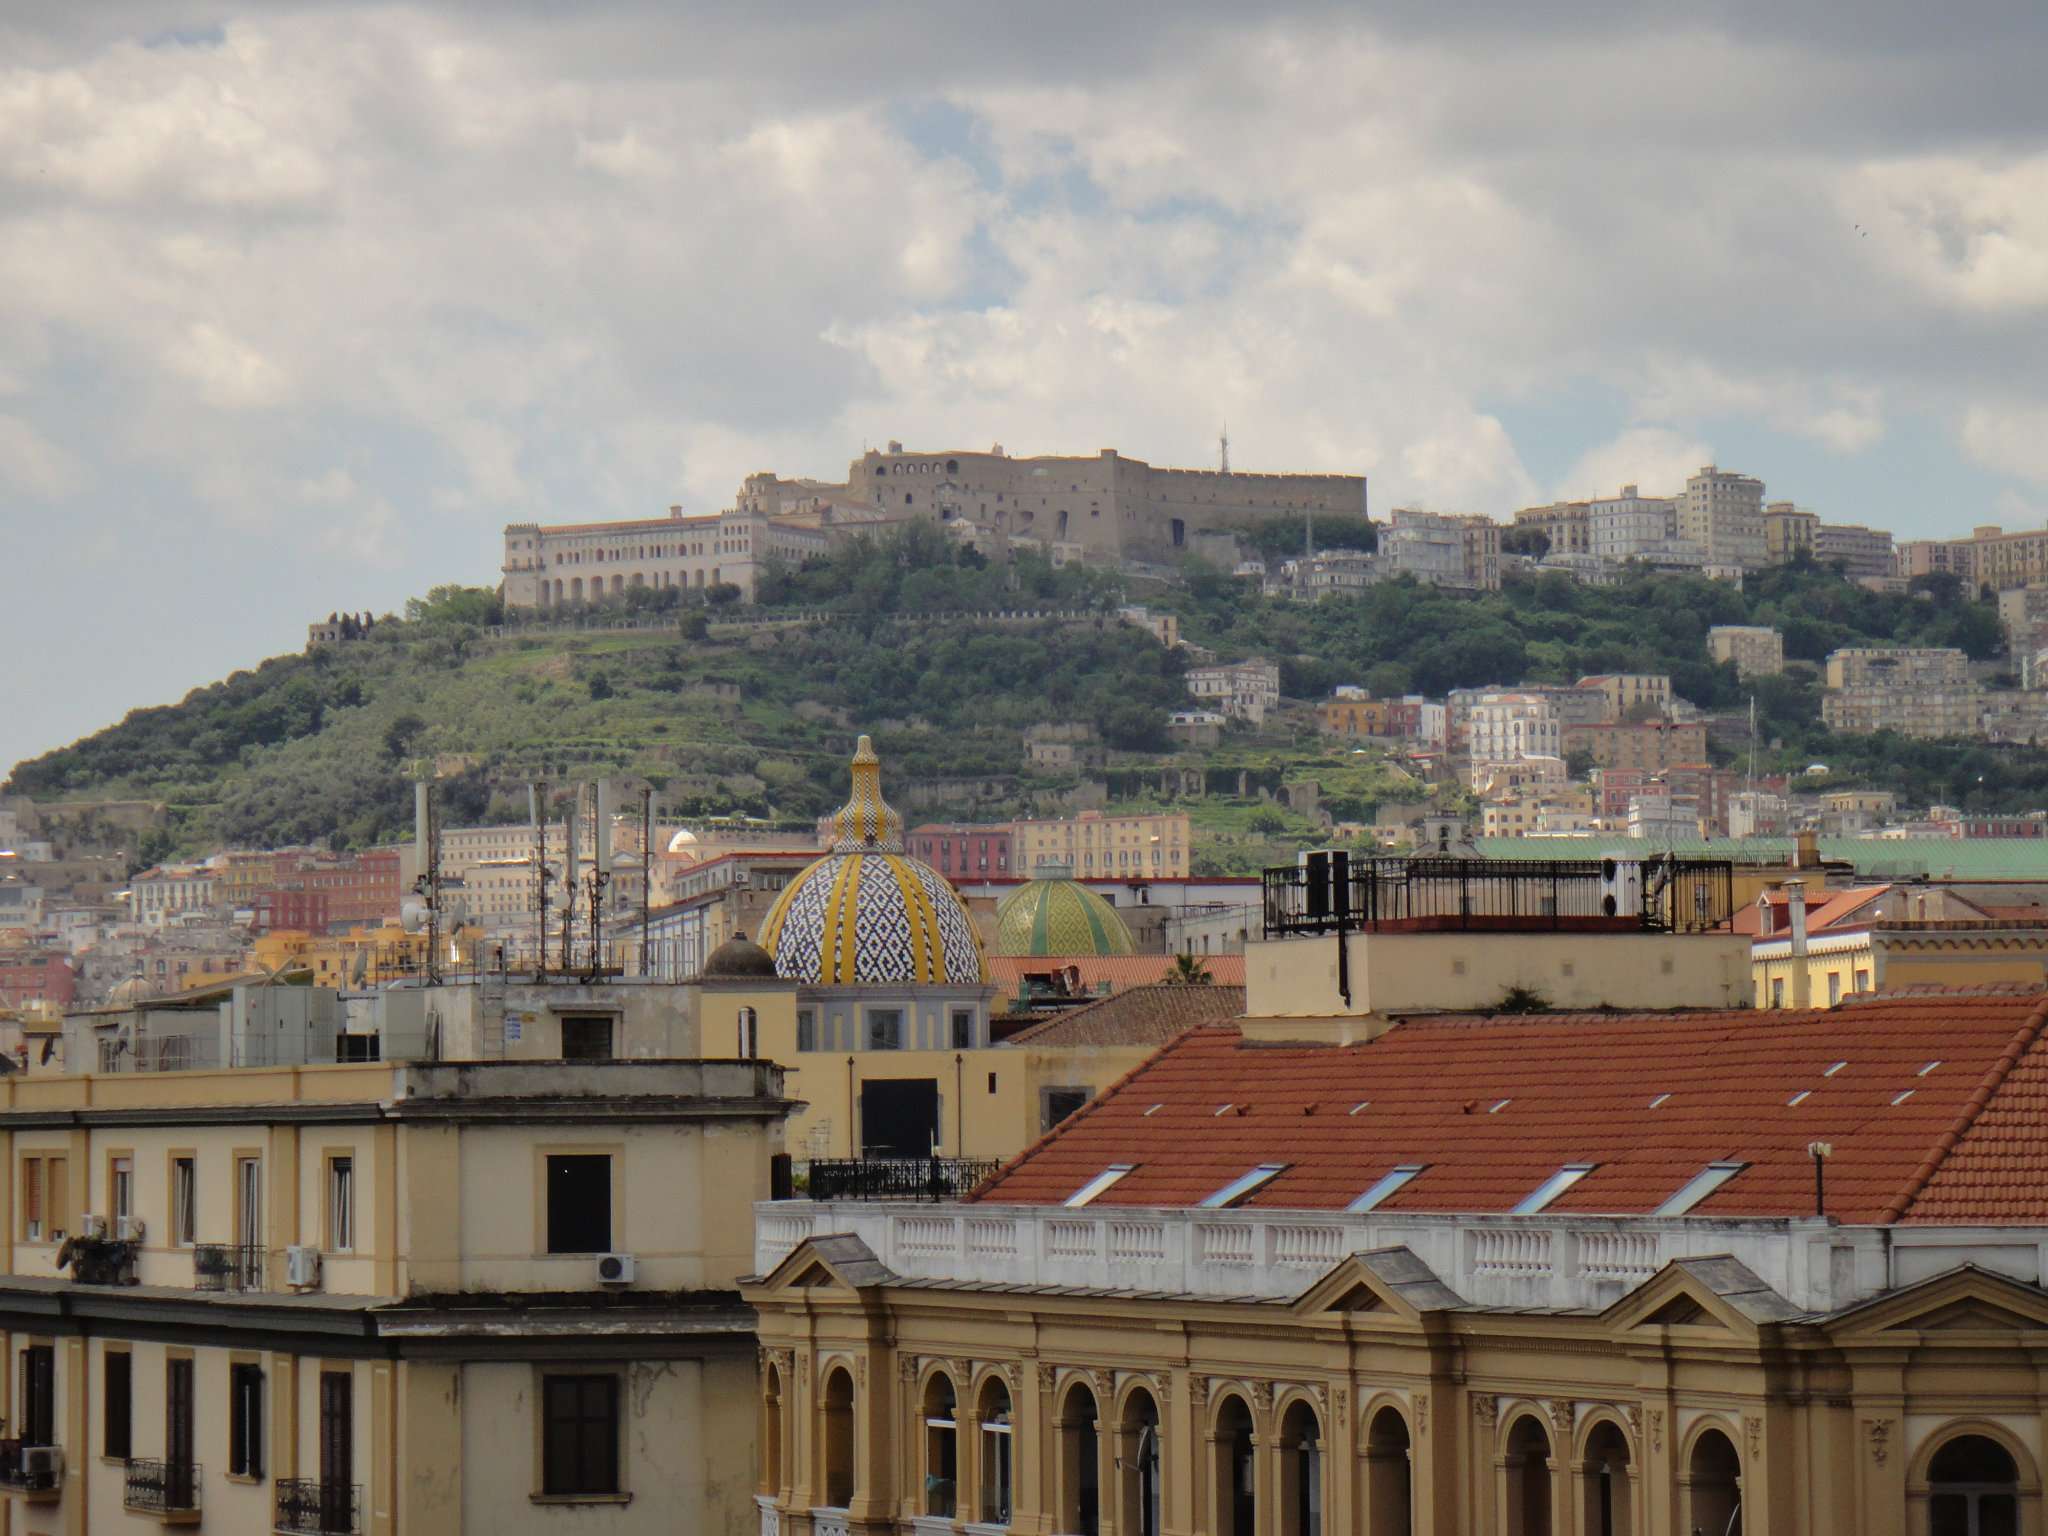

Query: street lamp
[{"left": 1807, "top": 1140, "right": 1833, "bottom": 1218}]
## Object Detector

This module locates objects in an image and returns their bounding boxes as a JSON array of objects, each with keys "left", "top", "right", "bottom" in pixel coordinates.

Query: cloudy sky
[{"left": 4, "top": 1, "right": 2047, "bottom": 774}]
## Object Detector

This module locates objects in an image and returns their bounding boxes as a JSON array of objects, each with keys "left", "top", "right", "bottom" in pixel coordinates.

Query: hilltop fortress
[{"left": 501, "top": 442, "right": 1367, "bottom": 607}]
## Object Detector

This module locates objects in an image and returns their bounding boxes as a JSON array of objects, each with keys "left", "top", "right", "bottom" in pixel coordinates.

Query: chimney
[
  {"left": 1795, "top": 828, "right": 1820, "bottom": 869},
  {"left": 1785, "top": 878, "right": 1811, "bottom": 1009}
]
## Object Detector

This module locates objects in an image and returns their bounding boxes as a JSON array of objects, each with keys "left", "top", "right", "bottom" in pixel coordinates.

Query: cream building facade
[
  {"left": 1707, "top": 625, "right": 1785, "bottom": 680},
  {"left": 1009, "top": 814, "right": 1192, "bottom": 882},
  {"left": 0, "top": 1051, "right": 792, "bottom": 1535},
  {"left": 501, "top": 506, "right": 830, "bottom": 608},
  {"left": 1676, "top": 467, "right": 1766, "bottom": 570},
  {"left": 1821, "top": 648, "right": 1983, "bottom": 738}
]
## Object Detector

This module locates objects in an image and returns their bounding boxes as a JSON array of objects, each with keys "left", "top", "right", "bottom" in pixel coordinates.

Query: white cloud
[
  {"left": 0, "top": 414, "right": 82, "bottom": 498},
  {"left": 1963, "top": 402, "right": 2048, "bottom": 486},
  {"left": 1555, "top": 427, "right": 1714, "bottom": 501}
]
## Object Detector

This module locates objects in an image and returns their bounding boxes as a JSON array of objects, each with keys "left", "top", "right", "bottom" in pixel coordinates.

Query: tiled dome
[
  {"left": 993, "top": 874, "right": 1136, "bottom": 957},
  {"left": 759, "top": 736, "right": 986, "bottom": 986}
]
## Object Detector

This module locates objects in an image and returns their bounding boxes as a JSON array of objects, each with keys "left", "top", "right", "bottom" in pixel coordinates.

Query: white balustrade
[
  {"left": 1580, "top": 1230, "right": 1659, "bottom": 1283},
  {"left": 755, "top": 1495, "right": 780, "bottom": 1536},
  {"left": 1473, "top": 1227, "right": 1554, "bottom": 1278},
  {"left": 1272, "top": 1224, "right": 1346, "bottom": 1267},
  {"left": 811, "top": 1509, "right": 851, "bottom": 1536},
  {"left": 1046, "top": 1220, "right": 1099, "bottom": 1261},
  {"left": 966, "top": 1217, "right": 1019, "bottom": 1260},
  {"left": 1197, "top": 1223, "right": 1256, "bottom": 1265},
  {"left": 897, "top": 1216, "right": 959, "bottom": 1258},
  {"left": 1108, "top": 1221, "right": 1167, "bottom": 1263}
]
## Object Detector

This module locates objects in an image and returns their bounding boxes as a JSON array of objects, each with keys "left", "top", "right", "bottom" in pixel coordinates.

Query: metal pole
[{"left": 640, "top": 786, "right": 653, "bottom": 977}]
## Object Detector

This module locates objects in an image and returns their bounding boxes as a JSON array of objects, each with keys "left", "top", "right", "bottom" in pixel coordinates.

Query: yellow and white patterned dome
[{"left": 759, "top": 736, "right": 987, "bottom": 986}]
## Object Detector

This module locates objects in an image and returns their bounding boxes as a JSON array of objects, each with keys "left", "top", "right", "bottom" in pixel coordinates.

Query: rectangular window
[
  {"left": 110, "top": 1155, "right": 133, "bottom": 1223},
  {"left": 172, "top": 1157, "right": 197, "bottom": 1246},
  {"left": 542, "top": 1375, "right": 621, "bottom": 1497},
  {"left": 320, "top": 1372, "right": 352, "bottom": 1500},
  {"left": 229, "top": 1362, "right": 264, "bottom": 1477},
  {"left": 21, "top": 1344, "right": 55, "bottom": 1446},
  {"left": 46, "top": 1158, "right": 67, "bottom": 1243},
  {"left": 950, "top": 1010, "right": 973, "bottom": 1050},
  {"left": 795, "top": 1010, "right": 817, "bottom": 1053},
  {"left": 559, "top": 1015, "right": 615, "bottom": 1061},
  {"left": 1063, "top": 1165, "right": 1134, "bottom": 1208},
  {"left": 1512, "top": 1163, "right": 1596, "bottom": 1215},
  {"left": 21, "top": 1157, "right": 42, "bottom": 1242},
  {"left": 105, "top": 1348, "right": 133, "bottom": 1459},
  {"left": 866, "top": 1009, "right": 903, "bottom": 1051},
  {"left": 1826, "top": 972, "right": 1842, "bottom": 1006},
  {"left": 328, "top": 1157, "right": 355, "bottom": 1252},
  {"left": 1655, "top": 1161, "right": 1748, "bottom": 1217},
  {"left": 1347, "top": 1164, "right": 1426, "bottom": 1213},
  {"left": 980, "top": 1404, "right": 1013, "bottom": 1524},
  {"left": 167, "top": 1356, "right": 195, "bottom": 1471},
  {"left": 546, "top": 1155, "right": 613, "bottom": 1254}
]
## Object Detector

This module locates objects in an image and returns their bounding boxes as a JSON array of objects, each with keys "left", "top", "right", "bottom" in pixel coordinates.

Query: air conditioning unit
[
  {"left": 285, "top": 1245, "right": 323, "bottom": 1288},
  {"left": 116, "top": 1215, "right": 146, "bottom": 1242},
  {"left": 81, "top": 1213, "right": 108, "bottom": 1240},
  {"left": 595, "top": 1252, "right": 636, "bottom": 1286},
  {"left": 21, "top": 1444, "right": 61, "bottom": 1485}
]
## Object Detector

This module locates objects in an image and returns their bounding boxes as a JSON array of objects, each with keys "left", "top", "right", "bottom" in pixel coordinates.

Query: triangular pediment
[
  {"left": 1823, "top": 1264, "right": 2048, "bottom": 1337},
  {"left": 1601, "top": 1255, "right": 1800, "bottom": 1336},
  {"left": 750, "top": 1233, "right": 899, "bottom": 1295},
  {"left": 1293, "top": 1246, "right": 1464, "bottom": 1319}
]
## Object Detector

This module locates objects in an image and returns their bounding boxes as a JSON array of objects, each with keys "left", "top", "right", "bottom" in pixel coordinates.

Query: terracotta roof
[
  {"left": 1000, "top": 984, "right": 1247, "bottom": 1048},
  {"left": 987, "top": 954, "right": 1246, "bottom": 994},
  {"left": 971, "top": 994, "right": 2048, "bottom": 1225}
]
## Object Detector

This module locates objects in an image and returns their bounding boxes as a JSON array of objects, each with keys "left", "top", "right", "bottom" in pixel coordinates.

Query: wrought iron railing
[
  {"left": 274, "top": 1477, "right": 362, "bottom": 1534},
  {"left": 124, "top": 1458, "right": 200, "bottom": 1515},
  {"left": 804, "top": 1157, "right": 1004, "bottom": 1203},
  {"left": 0, "top": 1439, "right": 61, "bottom": 1493},
  {"left": 193, "top": 1243, "right": 266, "bottom": 1292},
  {"left": 64, "top": 1235, "right": 139, "bottom": 1286},
  {"left": 1261, "top": 854, "right": 1735, "bottom": 939}
]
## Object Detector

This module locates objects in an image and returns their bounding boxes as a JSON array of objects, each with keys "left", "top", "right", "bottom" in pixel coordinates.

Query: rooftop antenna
[
  {"left": 529, "top": 781, "right": 550, "bottom": 977},
  {"left": 1219, "top": 426, "right": 1229, "bottom": 475}
]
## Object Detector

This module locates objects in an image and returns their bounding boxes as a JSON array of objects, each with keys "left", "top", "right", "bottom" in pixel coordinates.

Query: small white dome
[{"left": 666, "top": 828, "right": 700, "bottom": 854}]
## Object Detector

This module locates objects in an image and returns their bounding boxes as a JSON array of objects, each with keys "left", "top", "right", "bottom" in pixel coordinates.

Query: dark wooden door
[{"left": 320, "top": 1371, "right": 353, "bottom": 1525}]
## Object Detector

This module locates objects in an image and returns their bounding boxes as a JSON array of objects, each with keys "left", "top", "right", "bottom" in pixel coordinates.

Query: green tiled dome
[{"left": 993, "top": 877, "right": 1136, "bottom": 957}]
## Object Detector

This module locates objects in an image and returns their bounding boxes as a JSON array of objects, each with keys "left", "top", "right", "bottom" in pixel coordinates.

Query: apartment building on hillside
[
  {"left": 1708, "top": 624, "right": 1786, "bottom": 679},
  {"left": 1821, "top": 647, "right": 1983, "bottom": 738},
  {"left": 1009, "top": 812, "right": 1191, "bottom": 881},
  {"left": 1380, "top": 509, "right": 1501, "bottom": 591},
  {"left": 1676, "top": 465, "right": 1767, "bottom": 569}
]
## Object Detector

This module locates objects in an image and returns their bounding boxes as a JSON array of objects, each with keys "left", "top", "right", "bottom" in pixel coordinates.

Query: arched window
[
  {"left": 922, "top": 1373, "right": 957, "bottom": 1518},
  {"left": 1686, "top": 1427, "right": 1740, "bottom": 1536},
  {"left": 947, "top": 459, "right": 959, "bottom": 474},
  {"left": 570, "top": 577, "right": 584, "bottom": 602},
  {"left": 1119, "top": 1389, "right": 1162, "bottom": 1536},
  {"left": 821, "top": 1367, "right": 854, "bottom": 1508},
  {"left": 761, "top": 1362, "right": 783, "bottom": 1495},
  {"left": 1582, "top": 1420, "right": 1632, "bottom": 1536},
  {"left": 1505, "top": 1415, "right": 1553, "bottom": 1536},
  {"left": 1214, "top": 1394, "right": 1255, "bottom": 1536},
  {"left": 1365, "top": 1406, "right": 1411, "bottom": 1535},
  {"left": 979, "top": 1377, "right": 1013, "bottom": 1525},
  {"left": 1929, "top": 1435, "right": 2017, "bottom": 1536},
  {"left": 1059, "top": 1382, "right": 1101, "bottom": 1536},
  {"left": 1058, "top": 509, "right": 1070, "bottom": 538},
  {"left": 906, "top": 492, "right": 914, "bottom": 506},
  {"left": 1280, "top": 1400, "right": 1323, "bottom": 1536}
]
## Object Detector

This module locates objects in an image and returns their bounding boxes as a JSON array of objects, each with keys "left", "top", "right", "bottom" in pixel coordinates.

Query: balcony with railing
[
  {"left": 1261, "top": 852, "right": 1735, "bottom": 939},
  {"left": 274, "top": 1477, "right": 361, "bottom": 1535},
  {"left": 802, "top": 1156, "right": 1003, "bottom": 1203},
  {"left": 194, "top": 1244, "right": 266, "bottom": 1292},
  {"left": 0, "top": 1440, "right": 62, "bottom": 1501},
  {"left": 125, "top": 1458, "right": 200, "bottom": 1522}
]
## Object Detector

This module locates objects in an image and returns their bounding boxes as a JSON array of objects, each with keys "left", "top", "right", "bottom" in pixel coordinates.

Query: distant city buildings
[
  {"left": 1708, "top": 624, "right": 1786, "bottom": 680},
  {"left": 1380, "top": 507, "right": 1502, "bottom": 590},
  {"left": 1821, "top": 647, "right": 1983, "bottom": 738},
  {"left": 1184, "top": 660, "right": 1281, "bottom": 724},
  {"left": 1677, "top": 464, "right": 1767, "bottom": 569}
]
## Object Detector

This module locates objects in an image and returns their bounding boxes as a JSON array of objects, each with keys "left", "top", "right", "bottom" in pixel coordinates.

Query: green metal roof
[{"left": 1470, "top": 836, "right": 2048, "bottom": 880}]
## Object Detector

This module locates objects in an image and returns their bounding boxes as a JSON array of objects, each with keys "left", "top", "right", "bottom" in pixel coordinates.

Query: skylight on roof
[
  {"left": 1824, "top": 1060, "right": 1848, "bottom": 1077},
  {"left": 1655, "top": 1161, "right": 1747, "bottom": 1216},
  {"left": 1199, "top": 1164, "right": 1288, "bottom": 1209},
  {"left": 1919, "top": 1060, "right": 1943, "bottom": 1076},
  {"left": 1648, "top": 1092, "right": 1671, "bottom": 1109},
  {"left": 1064, "top": 1165, "right": 1134, "bottom": 1208},
  {"left": 1213, "top": 1103, "right": 1235, "bottom": 1117},
  {"left": 1788, "top": 1089, "right": 1812, "bottom": 1107},
  {"left": 1347, "top": 1164, "right": 1425, "bottom": 1213},
  {"left": 1143, "top": 1104, "right": 1165, "bottom": 1117},
  {"left": 1488, "top": 1098, "right": 1513, "bottom": 1114},
  {"left": 1891, "top": 1089, "right": 1915, "bottom": 1106},
  {"left": 1511, "top": 1164, "right": 1595, "bottom": 1215},
  {"left": 1349, "top": 1101, "right": 1371, "bottom": 1116}
]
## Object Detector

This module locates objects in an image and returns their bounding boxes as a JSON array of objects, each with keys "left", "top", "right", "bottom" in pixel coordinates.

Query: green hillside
[{"left": 8, "top": 526, "right": 2043, "bottom": 868}]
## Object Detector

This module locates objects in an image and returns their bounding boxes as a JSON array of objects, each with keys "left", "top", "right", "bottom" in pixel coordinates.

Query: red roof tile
[{"left": 971, "top": 994, "right": 2048, "bottom": 1225}]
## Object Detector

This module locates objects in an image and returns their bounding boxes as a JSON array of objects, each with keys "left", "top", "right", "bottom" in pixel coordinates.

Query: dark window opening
[
  {"left": 547, "top": 1155, "right": 613, "bottom": 1253},
  {"left": 105, "top": 1350, "right": 133, "bottom": 1459},
  {"left": 1043, "top": 1088, "right": 1090, "bottom": 1131},
  {"left": 230, "top": 1362, "right": 264, "bottom": 1477},
  {"left": 21, "top": 1344, "right": 54, "bottom": 1446},
  {"left": 560, "top": 1015, "right": 616, "bottom": 1061},
  {"left": 543, "top": 1375, "right": 621, "bottom": 1497},
  {"left": 950, "top": 1010, "right": 973, "bottom": 1049}
]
